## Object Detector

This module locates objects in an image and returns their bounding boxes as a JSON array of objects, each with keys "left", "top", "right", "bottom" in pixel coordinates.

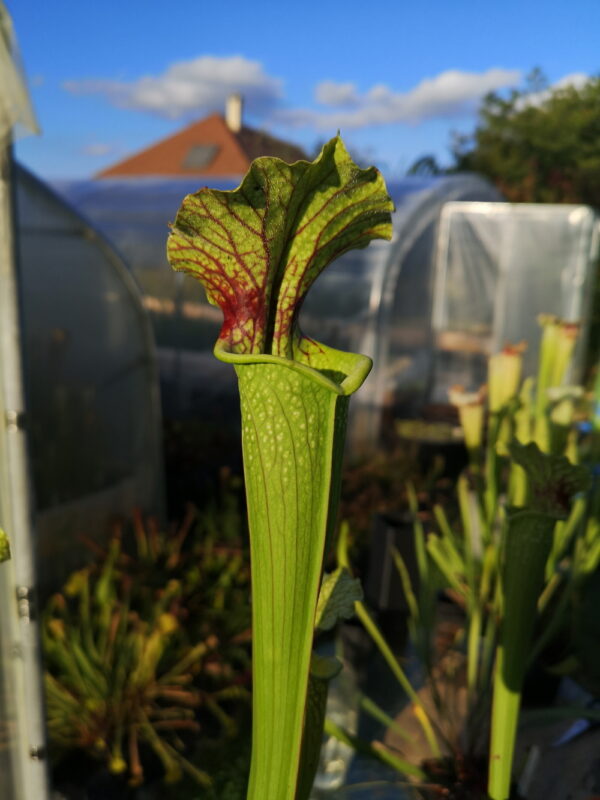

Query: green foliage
[
  {"left": 123, "top": 484, "right": 251, "bottom": 647},
  {"left": 406, "top": 154, "right": 444, "bottom": 176},
  {"left": 315, "top": 567, "right": 363, "bottom": 632},
  {"left": 452, "top": 70, "right": 600, "bottom": 207},
  {"left": 43, "top": 495, "right": 251, "bottom": 790}
]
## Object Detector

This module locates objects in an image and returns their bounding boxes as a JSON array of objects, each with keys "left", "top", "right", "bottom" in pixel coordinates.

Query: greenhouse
[
  {"left": 431, "top": 201, "right": 599, "bottom": 397},
  {"left": 17, "top": 165, "right": 165, "bottom": 587}
]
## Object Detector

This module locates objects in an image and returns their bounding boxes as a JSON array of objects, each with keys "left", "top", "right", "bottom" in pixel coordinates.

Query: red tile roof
[{"left": 96, "top": 114, "right": 307, "bottom": 178}]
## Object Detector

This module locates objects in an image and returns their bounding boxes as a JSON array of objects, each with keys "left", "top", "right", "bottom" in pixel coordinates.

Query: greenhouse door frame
[{"left": 0, "top": 143, "right": 50, "bottom": 800}]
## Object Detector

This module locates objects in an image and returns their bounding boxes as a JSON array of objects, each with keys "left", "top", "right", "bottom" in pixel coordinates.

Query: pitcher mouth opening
[{"left": 214, "top": 338, "right": 373, "bottom": 397}]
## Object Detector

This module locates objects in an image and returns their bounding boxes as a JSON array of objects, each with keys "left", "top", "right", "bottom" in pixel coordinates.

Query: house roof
[{"left": 96, "top": 114, "right": 308, "bottom": 179}]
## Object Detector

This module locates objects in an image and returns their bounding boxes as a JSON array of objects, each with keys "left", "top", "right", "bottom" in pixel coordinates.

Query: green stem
[
  {"left": 484, "top": 413, "right": 502, "bottom": 529},
  {"left": 353, "top": 601, "right": 441, "bottom": 757},
  {"left": 358, "top": 693, "right": 415, "bottom": 743},
  {"left": 323, "top": 718, "right": 426, "bottom": 780},
  {"left": 407, "top": 482, "right": 428, "bottom": 583},
  {"left": 466, "top": 603, "right": 481, "bottom": 705},
  {"left": 545, "top": 496, "right": 585, "bottom": 578}
]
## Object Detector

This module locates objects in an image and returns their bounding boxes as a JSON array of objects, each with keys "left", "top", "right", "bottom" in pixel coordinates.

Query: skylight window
[{"left": 182, "top": 144, "right": 219, "bottom": 170}]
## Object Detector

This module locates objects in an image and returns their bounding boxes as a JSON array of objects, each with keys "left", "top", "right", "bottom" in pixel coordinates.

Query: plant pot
[
  {"left": 365, "top": 512, "right": 417, "bottom": 614},
  {"left": 52, "top": 755, "right": 166, "bottom": 800}
]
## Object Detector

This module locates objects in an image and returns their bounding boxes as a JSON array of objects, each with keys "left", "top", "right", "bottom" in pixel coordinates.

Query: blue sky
[{"left": 9, "top": 0, "right": 600, "bottom": 179}]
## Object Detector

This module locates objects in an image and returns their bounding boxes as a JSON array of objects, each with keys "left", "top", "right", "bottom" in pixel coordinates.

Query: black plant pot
[
  {"left": 362, "top": 511, "right": 419, "bottom": 649},
  {"left": 52, "top": 755, "right": 165, "bottom": 800}
]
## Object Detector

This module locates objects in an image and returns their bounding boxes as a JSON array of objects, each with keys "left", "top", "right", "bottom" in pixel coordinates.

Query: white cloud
[
  {"left": 63, "top": 55, "right": 283, "bottom": 119},
  {"left": 80, "top": 142, "right": 120, "bottom": 157},
  {"left": 315, "top": 81, "right": 359, "bottom": 107},
  {"left": 553, "top": 72, "right": 589, "bottom": 91},
  {"left": 62, "top": 59, "right": 541, "bottom": 135},
  {"left": 275, "top": 68, "right": 522, "bottom": 130},
  {"left": 519, "top": 72, "right": 590, "bottom": 109}
]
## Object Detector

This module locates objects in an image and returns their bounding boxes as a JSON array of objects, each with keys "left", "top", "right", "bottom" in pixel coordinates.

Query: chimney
[{"left": 225, "top": 93, "right": 243, "bottom": 133}]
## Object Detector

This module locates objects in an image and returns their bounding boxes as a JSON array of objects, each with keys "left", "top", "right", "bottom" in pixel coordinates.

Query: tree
[
  {"left": 451, "top": 71, "right": 600, "bottom": 207},
  {"left": 406, "top": 154, "right": 443, "bottom": 176}
]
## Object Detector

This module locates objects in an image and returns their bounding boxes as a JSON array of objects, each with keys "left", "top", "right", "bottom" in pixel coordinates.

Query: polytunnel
[
  {"left": 430, "top": 201, "right": 599, "bottom": 401},
  {"left": 16, "top": 165, "right": 165, "bottom": 589},
  {"left": 54, "top": 173, "right": 502, "bottom": 458}
]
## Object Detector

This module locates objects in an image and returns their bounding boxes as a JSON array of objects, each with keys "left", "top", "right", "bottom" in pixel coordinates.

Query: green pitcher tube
[
  {"left": 217, "top": 345, "right": 371, "bottom": 798},
  {"left": 488, "top": 509, "right": 556, "bottom": 800},
  {"left": 488, "top": 442, "right": 590, "bottom": 800}
]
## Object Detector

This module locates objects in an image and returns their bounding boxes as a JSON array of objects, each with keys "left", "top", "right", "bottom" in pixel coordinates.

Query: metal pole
[{"left": 0, "top": 138, "right": 50, "bottom": 800}]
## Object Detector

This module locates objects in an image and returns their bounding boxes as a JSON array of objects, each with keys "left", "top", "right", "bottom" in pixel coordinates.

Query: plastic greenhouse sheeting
[
  {"left": 302, "top": 175, "right": 504, "bottom": 450},
  {"left": 16, "top": 166, "right": 164, "bottom": 590},
  {"left": 55, "top": 173, "right": 501, "bottom": 457},
  {"left": 431, "top": 202, "right": 599, "bottom": 401}
]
